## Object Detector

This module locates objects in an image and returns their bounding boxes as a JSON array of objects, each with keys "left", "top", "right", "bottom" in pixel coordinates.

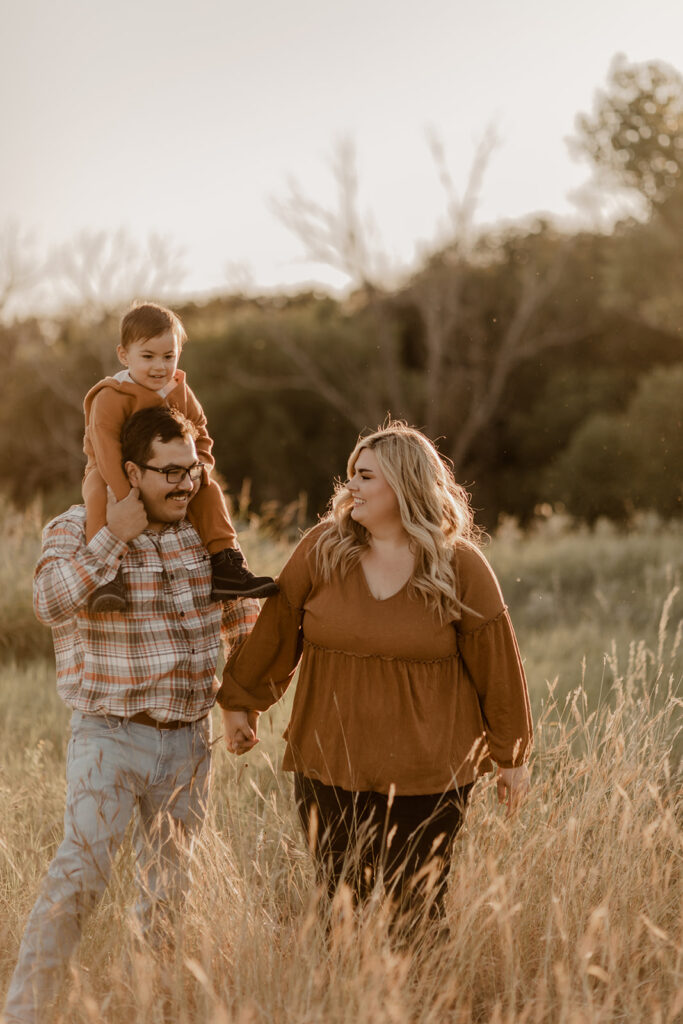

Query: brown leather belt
[{"left": 128, "top": 711, "right": 193, "bottom": 731}]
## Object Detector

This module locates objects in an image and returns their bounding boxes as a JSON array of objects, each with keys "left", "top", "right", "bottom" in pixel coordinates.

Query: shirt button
[{"left": 180, "top": 611, "right": 185, "bottom": 617}]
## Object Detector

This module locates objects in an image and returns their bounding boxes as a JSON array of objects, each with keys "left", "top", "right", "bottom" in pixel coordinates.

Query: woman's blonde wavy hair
[{"left": 313, "top": 421, "right": 479, "bottom": 621}]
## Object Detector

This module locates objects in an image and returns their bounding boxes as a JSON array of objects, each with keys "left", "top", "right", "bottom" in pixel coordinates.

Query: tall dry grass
[
  {"left": 0, "top": 506, "right": 681, "bottom": 1022},
  {"left": 1, "top": 656, "right": 680, "bottom": 1022}
]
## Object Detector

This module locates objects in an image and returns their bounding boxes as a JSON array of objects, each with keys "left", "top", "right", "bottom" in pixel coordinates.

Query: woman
[{"left": 218, "top": 422, "right": 532, "bottom": 931}]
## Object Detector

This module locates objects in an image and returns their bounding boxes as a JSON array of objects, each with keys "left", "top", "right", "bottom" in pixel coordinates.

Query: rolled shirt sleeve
[
  {"left": 34, "top": 517, "right": 128, "bottom": 626},
  {"left": 220, "top": 596, "right": 261, "bottom": 659}
]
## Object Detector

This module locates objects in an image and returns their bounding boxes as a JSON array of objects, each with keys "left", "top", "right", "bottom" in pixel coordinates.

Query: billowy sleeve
[
  {"left": 216, "top": 529, "right": 318, "bottom": 712},
  {"left": 455, "top": 542, "right": 533, "bottom": 768}
]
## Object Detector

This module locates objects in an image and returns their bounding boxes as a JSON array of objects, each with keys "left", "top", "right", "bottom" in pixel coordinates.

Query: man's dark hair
[{"left": 121, "top": 407, "right": 199, "bottom": 468}]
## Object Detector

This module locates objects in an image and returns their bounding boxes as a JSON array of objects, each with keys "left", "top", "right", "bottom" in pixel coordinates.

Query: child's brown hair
[{"left": 120, "top": 302, "right": 187, "bottom": 350}]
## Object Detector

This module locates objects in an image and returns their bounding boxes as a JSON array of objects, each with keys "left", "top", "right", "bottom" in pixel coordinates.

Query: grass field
[{"left": 0, "top": 502, "right": 681, "bottom": 1023}]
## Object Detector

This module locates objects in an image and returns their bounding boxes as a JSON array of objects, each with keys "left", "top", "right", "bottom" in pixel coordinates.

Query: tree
[
  {"left": 179, "top": 295, "right": 365, "bottom": 514},
  {"left": 269, "top": 136, "right": 591, "bottom": 483},
  {"left": 51, "top": 229, "right": 186, "bottom": 321},
  {"left": 0, "top": 223, "right": 43, "bottom": 322},
  {"left": 399, "top": 224, "right": 593, "bottom": 468},
  {"left": 543, "top": 413, "right": 639, "bottom": 523},
  {"left": 626, "top": 363, "right": 683, "bottom": 516},
  {"left": 573, "top": 54, "right": 683, "bottom": 210},
  {"left": 1, "top": 228, "right": 187, "bottom": 506},
  {"left": 543, "top": 363, "right": 683, "bottom": 522},
  {"left": 573, "top": 55, "right": 683, "bottom": 338}
]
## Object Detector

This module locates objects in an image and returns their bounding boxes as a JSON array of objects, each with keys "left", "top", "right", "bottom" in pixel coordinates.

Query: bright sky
[{"left": 3, "top": 0, "right": 683, "bottom": 307}]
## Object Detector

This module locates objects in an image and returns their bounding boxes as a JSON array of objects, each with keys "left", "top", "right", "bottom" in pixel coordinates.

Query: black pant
[{"left": 294, "top": 774, "right": 472, "bottom": 929}]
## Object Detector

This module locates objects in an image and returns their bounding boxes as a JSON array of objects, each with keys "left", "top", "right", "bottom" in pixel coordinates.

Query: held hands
[
  {"left": 221, "top": 707, "right": 260, "bottom": 755},
  {"left": 496, "top": 764, "right": 531, "bottom": 817},
  {"left": 106, "top": 486, "right": 148, "bottom": 542}
]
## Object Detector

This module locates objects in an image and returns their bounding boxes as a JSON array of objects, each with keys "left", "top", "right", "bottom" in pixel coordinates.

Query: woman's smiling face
[{"left": 346, "top": 447, "right": 401, "bottom": 532}]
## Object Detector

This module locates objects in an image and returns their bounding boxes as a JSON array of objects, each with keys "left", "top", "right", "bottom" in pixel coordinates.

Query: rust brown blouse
[{"left": 217, "top": 524, "right": 533, "bottom": 795}]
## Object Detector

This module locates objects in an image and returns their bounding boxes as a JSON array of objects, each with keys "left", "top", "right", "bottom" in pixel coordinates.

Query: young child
[{"left": 82, "top": 301, "right": 278, "bottom": 612}]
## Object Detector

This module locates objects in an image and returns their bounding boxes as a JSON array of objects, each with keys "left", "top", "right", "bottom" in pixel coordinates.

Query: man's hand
[
  {"left": 221, "top": 707, "right": 260, "bottom": 755},
  {"left": 496, "top": 764, "right": 530, "bottom": 817},
  {"left": 106, "top": 486, "right": 148, "bottom": 542}
]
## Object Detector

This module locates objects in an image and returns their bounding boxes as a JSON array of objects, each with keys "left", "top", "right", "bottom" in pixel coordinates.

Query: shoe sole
[{"left": 211, "top": 585, "right": 279, "bottom": 599}]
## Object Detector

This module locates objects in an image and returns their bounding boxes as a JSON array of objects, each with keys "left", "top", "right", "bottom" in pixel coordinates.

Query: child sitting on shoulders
[{"left": 83, "top": 301, "right": 278, "bottom": 612}]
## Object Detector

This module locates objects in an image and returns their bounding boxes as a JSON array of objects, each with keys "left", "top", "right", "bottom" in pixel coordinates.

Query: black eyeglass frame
[{"left": 135, "top": 462, "right": 205, "bottom": 484}]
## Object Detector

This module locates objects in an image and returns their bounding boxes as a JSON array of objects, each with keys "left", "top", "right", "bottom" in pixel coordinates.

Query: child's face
[{"left": 117, "top": 329, "right": 181, "bottom": 391}]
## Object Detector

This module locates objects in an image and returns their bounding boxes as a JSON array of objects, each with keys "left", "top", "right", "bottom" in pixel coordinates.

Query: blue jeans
[{"left": 3, "top": 711, "right": 211, "bottom": 1024}]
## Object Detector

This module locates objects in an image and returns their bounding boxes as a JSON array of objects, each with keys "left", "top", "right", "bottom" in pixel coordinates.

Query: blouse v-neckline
[{"left": 357, "top": 560, "right": 413, "bottom": 603}]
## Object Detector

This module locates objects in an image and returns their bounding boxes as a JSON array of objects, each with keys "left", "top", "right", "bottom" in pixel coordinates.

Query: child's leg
[
  {"left": 188, "top": 479, "right": 278, "bottom": 599},
  {"left": 186, "top": 478, "right": 238, "bottom": 554},
  {"left": 82, "top": 469, "right": 109, "bottom": 544},
  {"left": 82, "top": 469, "right": 127, "bottom": 611}
]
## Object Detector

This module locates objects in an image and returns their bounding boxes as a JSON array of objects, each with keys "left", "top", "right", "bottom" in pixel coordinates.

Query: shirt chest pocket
[
  {"left": 178, "top": 547, "right": 210, "bottom": 576},
  {"left": 172, "top": 547, "right": 212, "bottom": 606},
  {"left": 159, "top": 546, "right": 211, "bottom": 590},
  {"left": 121, "top": 549, "right": 164, "bottom": 610}
]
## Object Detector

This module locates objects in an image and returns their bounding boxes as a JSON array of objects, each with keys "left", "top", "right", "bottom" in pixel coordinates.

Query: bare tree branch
[
  {"left": 50, "top": 229, "right": 186, "bottom": 318},
  {"left": 449, "top": 248, "right": 583, "bottom": 467},
  {"left": 272, "top": 139, "right": 380, "bottom": 292},
  {"left": 404, "top": 127, "right": 498, "bottom": 434},
  {"left": 264, "top": 324, "right": 370, "bottom": 429},
  {"left": 0, "top": 223, "right": 43, "bottom": 321},
  {"left": 271, "top": 129, "right": 583, "bottom": 471},
  {"left": 426, "top": 123, "right": 498, "bottom": 250}
]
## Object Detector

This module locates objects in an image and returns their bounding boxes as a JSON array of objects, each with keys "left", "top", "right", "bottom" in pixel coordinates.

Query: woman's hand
[
  {"left": 496, "top": 764, "right": 530, "bottom": 817},
  {"left": 221, "top": 707, "right": 260, "bottom": 755}
]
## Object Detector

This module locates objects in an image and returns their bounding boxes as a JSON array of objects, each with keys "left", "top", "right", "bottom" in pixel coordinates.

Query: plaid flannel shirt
[{"left": 34, "top": 505, "right": 260, "bottom": 722}]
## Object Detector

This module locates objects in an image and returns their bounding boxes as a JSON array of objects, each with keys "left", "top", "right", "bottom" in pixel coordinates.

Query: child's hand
[{"left": 106, "top": 486, "right": 148, "bottom": 542}]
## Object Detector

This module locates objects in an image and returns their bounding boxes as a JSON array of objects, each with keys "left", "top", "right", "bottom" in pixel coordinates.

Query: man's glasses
[{"left": 136, "top": 462, "right": 205, "bottom": 484}]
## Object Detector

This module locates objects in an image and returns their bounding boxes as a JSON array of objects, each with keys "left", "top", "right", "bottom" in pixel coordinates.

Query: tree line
[{"left": 1, "top": 55, "right": 682, "bottom": 530}]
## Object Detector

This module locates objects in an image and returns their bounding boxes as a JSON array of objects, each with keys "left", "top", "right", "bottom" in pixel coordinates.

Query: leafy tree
[
  {"left": 180, "top": 296, "right": 365, "bottom": 514},
  {"left": 574, "top": 55, "right": 683, "bottom": 337},
  {"left": 543, "top": 413, "right": 639, "bottom": 523},
  {"left": 543, "top": 363, "right": 683, "bottom": 522},
  {"left": 4, "top": 65, "right": 683, "bottom": 529},
  {"left": 627, "top": 363, "right": 683, "bottom": 516},
  {"left": 573, "top": 54, "right": 683, "bottom": 208},
  {"left": 273, "top": 139, "right": 594, "bottom": 501}
]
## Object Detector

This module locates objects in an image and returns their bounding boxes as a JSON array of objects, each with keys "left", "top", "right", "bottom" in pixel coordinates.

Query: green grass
[{"left": 486, "top": 516, "right": 682, "bottom": 713}]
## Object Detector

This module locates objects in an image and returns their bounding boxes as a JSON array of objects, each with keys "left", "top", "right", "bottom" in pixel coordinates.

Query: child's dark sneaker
[
  {"left": 89, "top": 572, "right": 127, "bottom": 612},
  {"left": 210, "top": 549, "right": 279, "bottom": 600}
]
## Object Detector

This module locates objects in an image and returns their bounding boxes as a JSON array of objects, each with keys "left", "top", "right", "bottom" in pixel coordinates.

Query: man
[{"left": 3, "top": 406, "right": 261, "bottom": 1024}]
